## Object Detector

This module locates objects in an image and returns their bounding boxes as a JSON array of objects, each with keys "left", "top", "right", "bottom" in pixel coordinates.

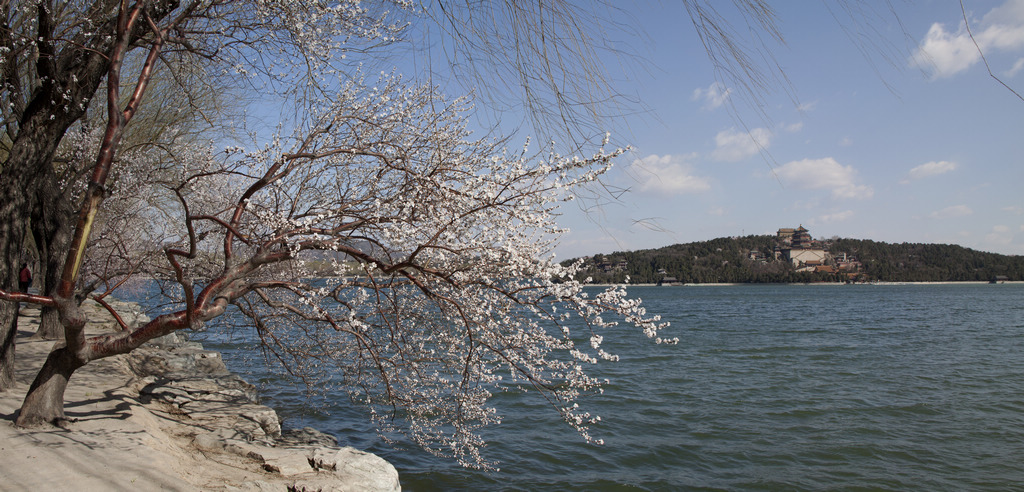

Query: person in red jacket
[{"left": 18, "top": 263, "right": 31, "bottom": 293}]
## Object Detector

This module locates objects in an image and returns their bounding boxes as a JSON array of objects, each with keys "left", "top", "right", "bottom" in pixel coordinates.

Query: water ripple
[{"left": 163, "top": 283, "right": 1024, "bottom": 491}]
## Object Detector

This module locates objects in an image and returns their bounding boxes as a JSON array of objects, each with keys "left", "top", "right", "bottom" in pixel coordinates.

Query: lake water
[{"left": 172, "top": 283, "right": 1024, "bottom": 490}]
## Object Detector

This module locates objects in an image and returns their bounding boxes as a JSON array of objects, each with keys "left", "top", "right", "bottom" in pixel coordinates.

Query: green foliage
[
  {"left": 564, "top": 236, "right": 1024, "bottom": 284},
  {"left": 830, "top": 239, "right": 1024, "bottom": 282}
]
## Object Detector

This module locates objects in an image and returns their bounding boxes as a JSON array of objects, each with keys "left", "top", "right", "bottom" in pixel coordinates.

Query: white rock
[{"left": 310, "top": 447, "right": 401, "bottom": 492}]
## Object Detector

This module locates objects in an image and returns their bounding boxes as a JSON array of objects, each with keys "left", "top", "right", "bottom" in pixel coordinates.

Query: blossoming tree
[
  {"left": 0, "top": 0, "right": 682, "bottom": 468},
  {"left": 0, "top": 0, "right": 409, "bottom": 388}
]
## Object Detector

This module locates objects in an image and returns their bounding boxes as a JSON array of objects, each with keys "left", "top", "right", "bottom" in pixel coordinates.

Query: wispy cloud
[
  {"left": 1008, "top": 57, "right": 1024, "bottom": 76},
  {"left": 631, "top": 154, "right": 711, "bottom": 194},
  {"left": 774, "top": 158, "right": 874, "bottom": 200},
  {"left": 905, "top": 160, "right": 958, "bottom": 181},
  {"left": 711, "top": 127, "right": 772, "bottom": 162},
  {"left": 930, "top": 205, "right": 973, "bottom": 218},
  {"left": 796, "top": 100, "right": 818, "bottom": 112},
  {"left": 911, "top": 0, "right": 1024, "bottom": 78},
  {"left": 986, "top": 225, "right": 1014, "bottom": 246},
  {"left": 692, "top": 82, "right": 732, "bottom": 110},
  {"left": 813, "top": 210, "right": 855, "bottom": 224},
  {"left": 783, "top": 122, "right": 803, "bottom": 133}
]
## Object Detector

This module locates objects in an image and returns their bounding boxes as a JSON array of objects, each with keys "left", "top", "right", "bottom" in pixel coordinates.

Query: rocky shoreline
[{"left": 0, "top": 299, "right": 400, "bottom": 491}]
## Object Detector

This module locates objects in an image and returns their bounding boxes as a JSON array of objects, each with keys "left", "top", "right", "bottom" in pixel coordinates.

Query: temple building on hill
[{"left": 780, "top": 225, "right": 826, "bottom": 268}]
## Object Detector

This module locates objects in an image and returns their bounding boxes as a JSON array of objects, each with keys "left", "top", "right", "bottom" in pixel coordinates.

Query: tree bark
[
  {"left": 0, "top": 130, "right": 62, "bottom": 387},
  {"left": 0, "top": 74, "right": 96, "bottom": 388},
  {"left": 1, "top": 0, "right": 178, "bottom": 401},
  {"left": 0, "top": 303, "right": 16, "bottom": 389},
  {"left": 35, "top": 308, "right": 63, "bottom": 341},
  {"left": 15, "top": 296, "right": 87, "bottom": 426},
  {"left": 0, "top": 176, "right": 31, "bottom": 390},
  {"left": 31, "top": 166, "right": 77, "bottom": 341},
  {"left": 14, "top": 345, "right": 85, "bottom": 426},
  {"left": 0, "top": 0, "right": 123, "bottom": 386},
  {"left": 14, "top": 302, "right": 192, "bottom": 426}
]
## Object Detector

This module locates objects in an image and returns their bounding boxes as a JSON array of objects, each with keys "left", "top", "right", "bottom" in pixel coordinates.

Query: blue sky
[{"left": 548, "top": 1, "right": 1024, "bottom": 259}]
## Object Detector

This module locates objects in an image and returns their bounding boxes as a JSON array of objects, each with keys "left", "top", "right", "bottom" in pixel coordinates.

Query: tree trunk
[
  {"left": 31, "top": 165, "right": 76, "bottom": 341},
  {"left": 14, "top": 346, "right": 84, "bottom": 426},
  {"left": 35, "top": 307, "right": 63, "bottom": 340},
  {"left": 14, "top": 298, "right": 191, "bottom": 426},
  {"left": 0, "top": 182, "right": 29, "bottom": 390},
  {"left": 0, "top": 303, "right": 16, "bottom": 389},
  {"left": 0, "top": 5, "right": 117, "bottom": 385},
  {"left": 15, "top": 295, "right": 88, "bottom": 426},
  {"left": 1, "top": 0, "right": 177, "bottom": 400},
  {"left": 0, "top": 99, "right": 78, "bottom": 388},
  {"left": 0, "top": 83, "right": 100, "bottom": 385}
]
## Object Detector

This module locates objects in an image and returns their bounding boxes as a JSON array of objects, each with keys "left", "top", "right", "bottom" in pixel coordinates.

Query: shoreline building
[{"left": 779, "top": 225, "right": 826, "bottom": 268}]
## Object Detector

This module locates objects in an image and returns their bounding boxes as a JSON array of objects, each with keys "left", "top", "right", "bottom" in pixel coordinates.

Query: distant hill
[{"left": 563, "top": 235, "right": 1024, "bottom": 284}]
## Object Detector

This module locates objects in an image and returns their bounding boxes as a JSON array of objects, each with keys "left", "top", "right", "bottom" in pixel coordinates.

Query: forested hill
[{"left": 564, "top": 236, "right": 1024, "bottom": 284}]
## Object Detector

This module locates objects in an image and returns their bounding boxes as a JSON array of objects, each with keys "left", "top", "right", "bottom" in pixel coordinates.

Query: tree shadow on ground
[{"left": 64, "top": 389, "right": 133, "bottom": 421}]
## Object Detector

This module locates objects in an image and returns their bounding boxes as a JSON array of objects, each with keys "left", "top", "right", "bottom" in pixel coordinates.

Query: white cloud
[
  {"left": 711, "top": 127, "right": 772, "bottom": 162},
  {"left": 911, "top": 0, "right": 1024, "bottom": 78},
  {"left": 631, "top": 154, "right": 711, "bottom": 194},
  {"left": 832, "top": 184, "right": 874, "bottom": 200},
  {"left": 839, "top": 136, "right": 853, "bottom": 147},
  {"left": 783, "top": 122, "right": 803, "bottom": 133},
  {"left": 907, "top": 160, "right": 958, "bottom": 180},
  {"left": 1003, "top": 205, "right": 1024, "bottom": 214},
  {"left": 985, "top": 233, "right": 1014, "bottom": 246},
  {"left": 788, "top": 198, "right": 823, "bottom": 211},
  {"left": 911, "top": 23, "right": 982, "bottom": 77},
  {"left": 986, "top": 225, "right": 1014, "bottom": 246},
  {"left": 1008, "top": 57, "right": 1024, "bottom": 76},
  {"left": 814, "top": 210, "right": 855, "bottom": 224},
  {"left": 707, "top": 207, "right": 727, "bottom": 216},
  {"left": 930, "top": 204, "right": 973, "bottom": 218},
  {"left": 692, "top": 82, "right": 732, "bottom": 110},
  {"left": 774, "top": 157, "right": 874, "bottom": 200},
  {"left": 796, "top": 100, "right": 818, "bottom": 112}
]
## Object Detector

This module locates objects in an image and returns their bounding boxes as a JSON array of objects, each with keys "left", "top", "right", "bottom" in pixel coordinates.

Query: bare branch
[{"left": 961, "top": 0, "right": 1024, "bottom": 103}]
